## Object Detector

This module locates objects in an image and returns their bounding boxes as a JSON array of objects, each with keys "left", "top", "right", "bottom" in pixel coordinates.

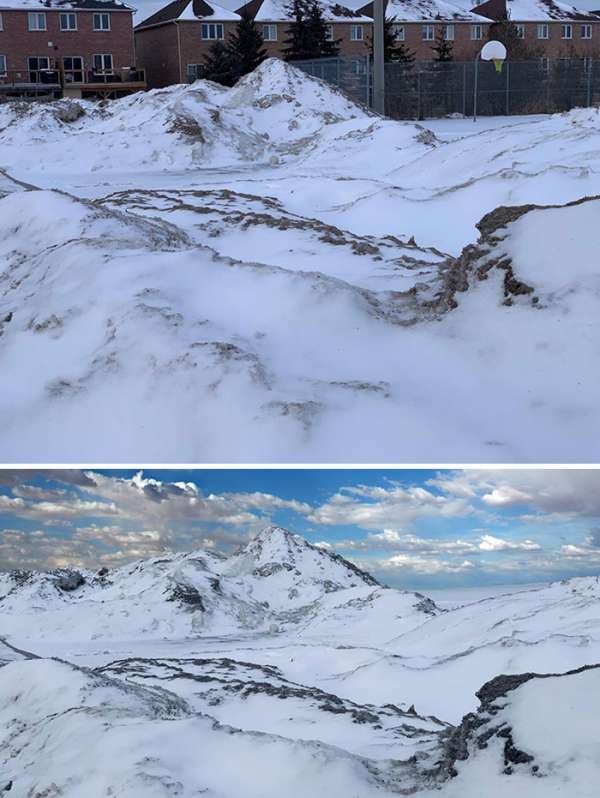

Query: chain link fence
[{"left": 294, "top": 55, "right": 600, "bottom": 119}]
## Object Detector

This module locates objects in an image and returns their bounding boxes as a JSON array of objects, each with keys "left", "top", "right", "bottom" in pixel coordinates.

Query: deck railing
[{"left": 0, "top": 67, "right": 146, "bottom": 92}]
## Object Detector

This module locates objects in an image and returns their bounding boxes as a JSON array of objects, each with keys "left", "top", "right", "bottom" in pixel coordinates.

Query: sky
[{"left": 1, "top": 469, "right": 600, "bottom": 589}]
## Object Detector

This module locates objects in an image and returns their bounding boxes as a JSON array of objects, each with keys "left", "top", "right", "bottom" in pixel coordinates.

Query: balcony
[{"left": 0, "top": 67, "right": 146, "bottom": 99}]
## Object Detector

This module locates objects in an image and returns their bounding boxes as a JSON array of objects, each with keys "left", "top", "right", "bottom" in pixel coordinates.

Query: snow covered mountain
[
  {"left": 0, "top": 529, "right": 599, "bottom": 796},
  {"left": 1, "top": 59, "right": 599, "bottom": 461}
]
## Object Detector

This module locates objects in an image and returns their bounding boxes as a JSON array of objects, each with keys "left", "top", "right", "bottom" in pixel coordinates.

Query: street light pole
[{"left": 373, "top": 0, "right": 385, "bottom": 114}]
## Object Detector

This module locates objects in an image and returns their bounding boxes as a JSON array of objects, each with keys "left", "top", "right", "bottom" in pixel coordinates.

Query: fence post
[
  {"left": 587, "top": 59, "right": 592, "bottom": 107},
  {"left": 417, "top": 70, "right": 422, "bottom": 121},
  {"left": 366, "top": 55, "right": 371, "bottom": 108},
  {"left": 463, "top": 62, "right": 467, "bottom": 116},
  {"left": 505, "top": 60, "right": 510, "bottom": 116}
]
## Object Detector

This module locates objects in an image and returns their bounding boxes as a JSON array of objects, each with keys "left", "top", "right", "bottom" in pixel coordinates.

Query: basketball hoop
[{"left": 474, "top": 41, "right": 508, "bottom": 121}]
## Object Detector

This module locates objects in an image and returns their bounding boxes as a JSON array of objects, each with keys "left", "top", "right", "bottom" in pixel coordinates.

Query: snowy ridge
[
  {"left": 1, "top": 536, "right": 599, "bottom": 796},
  {"left": 1, "top": 60, "right": 600, "bottom": 461}
]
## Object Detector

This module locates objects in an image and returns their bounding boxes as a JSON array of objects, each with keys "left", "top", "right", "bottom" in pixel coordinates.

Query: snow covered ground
[
  {"left": 0, "top": 526, "right": 598, "bottom": 796},
  {"left": 1, "top": 59, "right": 599, "bottom": 461}
]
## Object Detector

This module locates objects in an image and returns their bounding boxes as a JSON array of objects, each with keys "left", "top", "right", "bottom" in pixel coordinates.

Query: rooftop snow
[
  {"left": 499, "top": 0, "right": 600, "bottom": 21},
  {"left": 0, "top": 0, "right": 132, "bottom": 9},
  {"left": 378, "top": 0, "right": 492, "bottom": 22},
  {"left": 137, "top": 0, "right": 239, "bottom": 25},
  {"left": 240, "top": 0, "right": 374, "bottom": 22}
]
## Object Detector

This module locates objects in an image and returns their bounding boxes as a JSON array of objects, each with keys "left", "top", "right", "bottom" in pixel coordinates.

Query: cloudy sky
[{"left": 2, "top": 469, "right": 600, "bottom": 588}]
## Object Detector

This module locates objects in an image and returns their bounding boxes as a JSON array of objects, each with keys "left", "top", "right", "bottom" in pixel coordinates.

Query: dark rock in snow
[{"left": 54, "top": 570, "right": 86, "bottom": 592}]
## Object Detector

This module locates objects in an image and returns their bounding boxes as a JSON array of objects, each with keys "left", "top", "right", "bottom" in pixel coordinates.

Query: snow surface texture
[
  {"left": 1, "top": 59, "right": 600, "bottom": 461},
  {"left": 1, "top": 526, "right": 599, "bottom": 796}
]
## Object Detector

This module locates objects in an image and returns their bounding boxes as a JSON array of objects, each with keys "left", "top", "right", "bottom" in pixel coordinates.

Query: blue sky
[{"left": 1, "top": 469, "right": 599, "bottom": 589}]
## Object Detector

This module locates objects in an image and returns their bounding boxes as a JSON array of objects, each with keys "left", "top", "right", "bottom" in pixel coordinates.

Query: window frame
[
  {"left": 470, "top": 24, "right": 482, "bottom": 40},
  {"left": 581, "top": 24, "right": 592, "bottom": 39},
  {"left": 28, "top": 12, "right": 47, "bottom": 31},
  {"left": 93, "top": 53, "right": 114, "bottom": 73},
  {"left": 537, "top": 23, "right": 549, "bottom": 39},
  {"left": 421, "top": 24, "right": 434, "bottom": 41},
  {"left": 63, "top": 55, "right": 84, "bottom": 83},
  {"left": 0, "top": 12, "right": 3, "bottom": 32},
  {"left": 93, "top": 13, "right": 111, "bottom": 31},
  {"left": 60, "top": 12, "right": 78, "bottom": 31},
  {"left": 262, "top": 23, "right": 277, "bottom": 41},
  {"left": 516, "top": 24, "right": 525, "bottom": 39},
  {"left": 350, "top": 24, "right": 364, "bottom": 41},
  {"left": 201, "top": 22, "right": 224, "bottom": 40},
  {"left": 0, "top": 54, "right": 6, "bottom": 76},
  {"left": 391, "top": 24, "right": 405, "bottom": 42},
  {"left": 324, "top": 23, "right": 333, "bottom": 41},
  {"left": 561, "top": 23, "right": 572, "bottom": 39},
  {"left": 443, "top": 24, "right": 455, "bottom": 41}
]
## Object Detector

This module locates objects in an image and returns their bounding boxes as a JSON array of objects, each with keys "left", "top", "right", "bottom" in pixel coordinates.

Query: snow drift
[{"left": 1, "top": 59, "right": 599, "bottom": 461}]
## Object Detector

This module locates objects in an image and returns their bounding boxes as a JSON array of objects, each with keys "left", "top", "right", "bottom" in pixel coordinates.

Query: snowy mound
[
  {"left": 435, "top": 665, "right": 600, "bottom": 798},
  {"left": 0, "top": 659, "right": 397, "bottom": 798},
  {"left": 223, "top": 58, "right": 370, "bottom": 140}
]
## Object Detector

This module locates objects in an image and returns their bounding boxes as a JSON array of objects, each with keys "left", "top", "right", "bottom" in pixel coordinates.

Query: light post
[
  {"left": 373, "top": 0, "right": 385, "bottom": 114},
  {"left": 473, "top": 40, "right": 507, "bottom": 122}
]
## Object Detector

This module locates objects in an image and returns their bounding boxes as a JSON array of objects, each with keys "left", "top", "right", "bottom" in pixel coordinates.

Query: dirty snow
[{"left": 1, "top": 59, "right": 599, "bottom": 462}]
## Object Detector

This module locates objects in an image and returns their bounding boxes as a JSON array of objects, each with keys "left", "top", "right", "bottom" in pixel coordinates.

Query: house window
[
  {"left": 63, "top": 56, "right": 83, "bottom": 82},
  {"left": 0, "top": 54, "right": 6, "bottom": 76},
  {"left": 470, "top": 24, "right": 482, "bottom": 40},
  {"left": 28, "top": 56, "right": 49, "bottom": 81},
  {"left": 443, "top": 24, "right": 454, "bottom": 40},
  {"left": 0, "top": 12, "right": 3, "bottom": 31},
  {"left": 537, "top": 23, "right": 548, "bottom": 39},
  {"left": 262, "top": 24, "right": 277, "bottom": 41},
  {"left": 350, "top": 24, "right": 363, "bottom": 41},
  {"left": 391, "top": 24, "right": 405, "bottom": 41},
  {"left": 561, "top": 23, "right": 572, "bottom": 39},
  {"left": 93, "top": 53, "right": 113, "bottom": 72},
  {"left": 516, "top": 24, "right": 525, "bottom": 38},
  {"left": 353, "top": 58, "right": 367, "bottom": 75},
  {"left": 93, "top": 13, "right": 111, "bottom": 31},
  {"left": 187, "top": 63, "right": 205, "bottom": 81},
  {"left": 324, "top": 24, "right": 333, "bottom": 41},
  {"left": 422, "top": 24, "right": 434, "bottom": 41},
  {"left": 28, "top": 12, "right": 47, "bottom": 31},
  {"left": 60, "top": 13, "right": 77, "bottom": 31},
  {"left": 581, "top": 24, "right": 592, "bottom": 39},
  {"left": 201, "top": 22, "right": 224, "bottom": 39}
]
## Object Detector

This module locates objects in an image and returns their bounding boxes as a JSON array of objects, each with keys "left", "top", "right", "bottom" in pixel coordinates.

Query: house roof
[
  {"left": 499, "top": 0, "right": 600, "bottom": 21},
  {"left": 136, "top": 0, "right": 239, "bottom": 27},
  {"left": 361, "top": 0, "right": 490, "bottom": 21},
  {"left": 237, "top": 0, "right": 373, "bottom": 22},
  {"left": 0, "top": 0, "right": 132, "bottom": 9}
]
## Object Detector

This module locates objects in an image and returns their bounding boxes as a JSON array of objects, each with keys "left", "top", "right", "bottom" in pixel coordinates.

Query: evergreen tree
[
  {"left": 368, "top": 18, "right": 415, "bottom": 64},
  {"left": 283, "top": 0, "right": 339, "bottom": 60},
  {"left": 203, "top": 40, "right": 235, "bottom": 86},
  {"left": 307, "top": 0, "right": 339, "bottom": 57},
  {"left": 432, "top": 29, "right": 454, "bottom": 62},
  {"left": 227, "top": 11, "right": 268, "bottom": 82},
  {"left": 283, "top": 0, "right": 312, "bottom": 60},
  {"left": 488, "top": 19, "right": 539, "bottom": 60}
]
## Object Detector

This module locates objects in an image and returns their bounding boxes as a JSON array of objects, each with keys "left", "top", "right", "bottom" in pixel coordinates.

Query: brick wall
[
  {"left": 393, "top": 21, "right": 492, "bottom": 60},
  {"left": 135, "top": 22, "right": 181, "bottom": 87},
  {"left": 177, "top": 19, "right": 239, "bottom": 78},
  {"left": 511, "top": 21, "right": 600, "bottom": 57},
  {"left": 255, "top": 21, "right": 373, "bottom": 58},
  {"left": 0, "top": 9, "right": 135, "bottom": 74}
]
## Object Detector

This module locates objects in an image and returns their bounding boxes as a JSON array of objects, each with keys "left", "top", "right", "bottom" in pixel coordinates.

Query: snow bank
[{"left": 429, "top": 665, "right": 600, "bottom": 798}]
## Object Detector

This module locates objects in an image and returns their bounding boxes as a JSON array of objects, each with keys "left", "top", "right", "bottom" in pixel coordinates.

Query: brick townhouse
[
  {"left": 134, "top": 0, "right": 600, "bottom": 89},
  {"left": 135, "top": 0, "right": 373, "bottom": 87},
  {"left": 0, "top": 0, "right": 144, "bottom": 97},
  {"left": 361, "top": 0, "right": 493, "bottom": 60},
  {"left": 472, "top": 0, "right": 600, "bottom": 57}
]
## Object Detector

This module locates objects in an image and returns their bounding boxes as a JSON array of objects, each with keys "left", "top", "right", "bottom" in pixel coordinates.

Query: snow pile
[
  {"left": 429, "top": 665, "right": 600, "bottom": 798},
  {"left": 0, "top": 659, "right": 390, "bottom": 798},
  {"left": 1, "top": 61, "right": 600, "bottom": 461}
]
